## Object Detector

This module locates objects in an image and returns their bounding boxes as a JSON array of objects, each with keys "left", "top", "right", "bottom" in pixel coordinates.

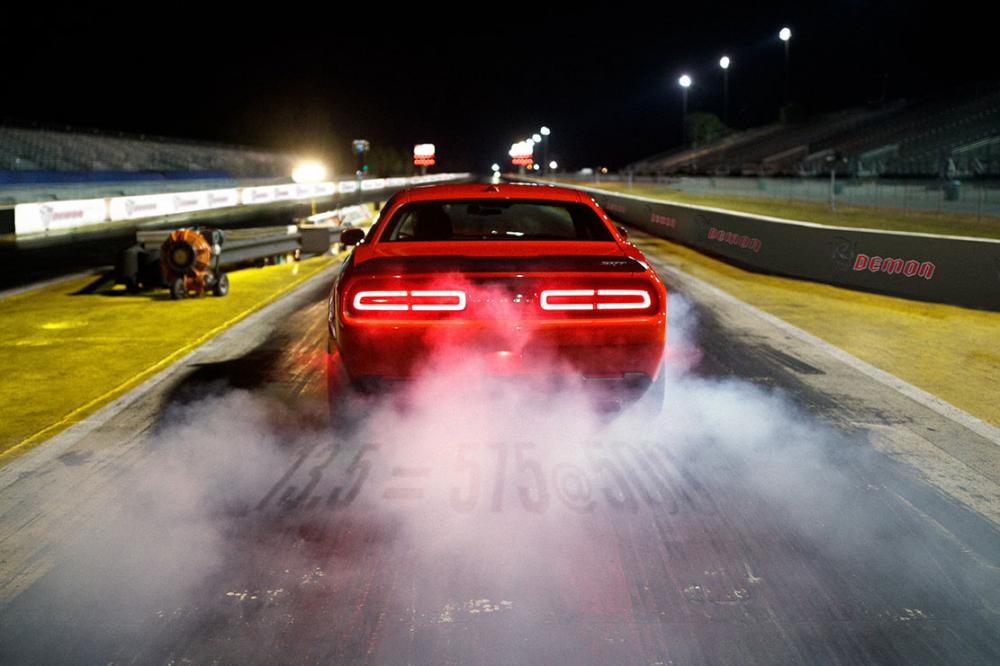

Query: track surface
[{"left": 1, "top": 248, "right": 998, "bottom": 664}]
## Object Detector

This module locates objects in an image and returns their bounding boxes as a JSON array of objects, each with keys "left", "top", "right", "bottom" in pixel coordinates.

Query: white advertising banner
[
  {"left": 108, "top": 193, "right": 176, "bottom": 221},
  {"left": 313, "top": 182, "right": 336, "bottom": 197},
  {"left": 12, "top": 176, "right": 464, "bottom": 236},
  {"left": 241, "top": 186, "right": 277, "bottom": 205},
  {"left": 170, "top": 191, "right": 208, "bottom": 214},
  {"left": 273, "top": 184, "right": 296, "bottom": 201},
  {"left": 203, "top": 188, "right": 240, "bottom": 209},
  {"left": 14, "top": 198, "right": 108, "bottom": 235}
]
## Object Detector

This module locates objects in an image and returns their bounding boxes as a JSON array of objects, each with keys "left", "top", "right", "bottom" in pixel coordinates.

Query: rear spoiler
[{"left": 353, "top": 255, "right": 649, "bottom": 275}]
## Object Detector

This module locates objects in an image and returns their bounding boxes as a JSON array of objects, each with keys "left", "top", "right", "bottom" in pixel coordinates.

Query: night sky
[{"left": 4, "top": 1, "right": 994, "bottom": 174}]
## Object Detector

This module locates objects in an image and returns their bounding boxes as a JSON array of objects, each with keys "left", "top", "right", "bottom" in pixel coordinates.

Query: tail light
[
  {"left": 540, "top": 288, "right": 652, "bottom": 311},
  {"left": 352, "top": 289, "right": 466, "bottom": 312},
  {"left": 346, "top": 281, "right": 657, "bottom": 319},
  {"left": 352, "top": 290, "right": 407, "bottom": 311},
  {"left": 411, "top": 290, "right": 467, "bottom": 311}
]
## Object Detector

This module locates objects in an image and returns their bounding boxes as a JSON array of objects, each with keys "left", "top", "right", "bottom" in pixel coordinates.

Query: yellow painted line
[
  {"left": 630, "top": 232, "right": 1000, "bottom": 428},
  {"left": 0, "top": 254, "right": 341, "bottom": 462}
]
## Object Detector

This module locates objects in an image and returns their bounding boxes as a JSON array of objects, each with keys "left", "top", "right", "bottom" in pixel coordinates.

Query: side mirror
[
  {"left": 340, "top": 227, "right": 366, "bottom": 246},
  {"left": 616, "top": 225, "right": 629, "bottom": 241}
]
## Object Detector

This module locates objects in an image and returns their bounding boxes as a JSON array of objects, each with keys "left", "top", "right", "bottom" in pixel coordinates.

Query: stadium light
[
  {"left": 491, "top": 163, "right": 500, "bottom": 172},
  {"left": 720, "top": 56, "right": 731, "bottom": 124},
  {"left": 537, "top": 127, "right": 552, "bottom": 175},
  {"left": 678, "top": 75, "right": 692, "bottom": 137},
  {"left": 779, "top": 27, "right": 792, "bottom": 105},
  {"left": 526, "top": 138, "right": 536, "bottom": 147},
  {"left": 532, "top": 133, "right": 542, "bottom": 143},
  {"left": 549, "top": 160, "right": 558, "bottom": 170},
  {"left": 291, "top": 161, "right": 327, "bottom": 184}
]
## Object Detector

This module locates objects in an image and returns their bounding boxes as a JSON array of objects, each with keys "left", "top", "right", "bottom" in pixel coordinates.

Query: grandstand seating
[
  {"left": 626, "top": 86, "right": 1000, "bottom": 178},
  {"left": 0, "top": 126, "right": 297, "bottom": 180}
]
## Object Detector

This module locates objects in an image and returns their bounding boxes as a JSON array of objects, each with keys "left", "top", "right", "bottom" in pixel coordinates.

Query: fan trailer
[
  {"left": 116, "top": 206, "right": 371, "bottom": 298},
  {"left": 160, "top": 228, "right": 229, "bottom": 299},
  {"left": 117, "top": 222, "right": 350, "bottom": 298}
]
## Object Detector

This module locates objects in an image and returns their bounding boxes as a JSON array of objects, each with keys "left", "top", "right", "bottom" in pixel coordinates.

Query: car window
[{"left": 381, "top": 199, "right": 614, "bottom": 241}]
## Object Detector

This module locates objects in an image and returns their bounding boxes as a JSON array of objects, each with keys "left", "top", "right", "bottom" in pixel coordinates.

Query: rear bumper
[{"left": 333, "top": 316, "right": 665, "bottom": 382}]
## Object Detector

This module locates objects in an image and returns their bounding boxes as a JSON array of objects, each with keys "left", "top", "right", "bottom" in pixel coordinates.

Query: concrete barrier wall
[{"left": 560, "top": 182, "right": 1000, "bottom": 311}]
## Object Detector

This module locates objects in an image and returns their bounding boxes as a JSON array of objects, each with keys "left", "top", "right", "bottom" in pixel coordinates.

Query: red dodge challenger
[{"left": 326, "top": 182, "right": 667, "bottom": 412}]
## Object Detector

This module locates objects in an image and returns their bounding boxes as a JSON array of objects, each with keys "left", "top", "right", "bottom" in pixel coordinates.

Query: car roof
[{"left": 391, "top": 181, "right": 589, "bottom": 204}]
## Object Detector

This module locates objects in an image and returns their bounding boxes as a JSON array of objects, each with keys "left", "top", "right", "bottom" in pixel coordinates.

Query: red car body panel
[{"left": 327, "top": 182, "right": 666, "bottom": 392}]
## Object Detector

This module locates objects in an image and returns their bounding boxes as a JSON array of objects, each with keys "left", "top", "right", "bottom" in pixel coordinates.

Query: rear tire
[
  {"left": 630, "top": 363, "right": 666, "bottom": 419},
  {"left": 327, "top": 351, "right": 366, "bottom": 434},
  {"left": 646, "top": 365, "right": 666, "bottom": 413}
]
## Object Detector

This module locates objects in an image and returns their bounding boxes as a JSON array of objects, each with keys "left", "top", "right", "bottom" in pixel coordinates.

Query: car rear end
[{"left": 328, "top": 184, "right": 666, "bottom": 400}]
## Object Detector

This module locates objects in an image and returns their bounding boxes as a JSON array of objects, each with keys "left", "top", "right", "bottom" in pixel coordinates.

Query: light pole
[
  {"left": 826, "top": 152, "right": 846, "bottom": 212},
  {"left": 678, "top": 74, "right": 692, "bottom": 143},
  {"left": 779, "top": 27, "right": 792, "bottom": 106},
  {"left": 719, "top": 56, "right": 731, "bottom": 125},
  {"left": 540, "top": 126, "right": 551, "bottom": 176}
]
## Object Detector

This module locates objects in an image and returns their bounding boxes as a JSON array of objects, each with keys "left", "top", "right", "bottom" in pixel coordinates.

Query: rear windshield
[{"left": 379, "top": 199, "right": 614, "bottom": 242}]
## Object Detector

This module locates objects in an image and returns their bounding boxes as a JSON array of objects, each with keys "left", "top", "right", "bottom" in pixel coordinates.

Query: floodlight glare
[
  {"left": 292, "top": 161, "right": 327, "bottom": 184},
  {"left": 679, "top": 74, "right": 692, "bottom": 88},
  {"left": 720, "top": 56, "right": 730, "bottom": 69},
  {"left": 540, "top": 126, "right": 551, "bottom": 136},
  {"left": 549, "top": 160, "right": 558, "bottom": 170},
  {"left": 532, "top": 133, "right": 542, "bottom": 143},
  {"left": 491, "top": 163, "right": 501, "bottom": 172},
  {"left": 779, "top": 27, "right": 791, "bottom": 41}
]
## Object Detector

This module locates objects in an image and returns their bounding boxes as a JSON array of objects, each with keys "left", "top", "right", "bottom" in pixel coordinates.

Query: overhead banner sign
[
  {"left": 509, "top": 141, "right": 534, "bottom": 167},
  {"left": 413, "top": 143, "right": 436, "bottom": 166}
]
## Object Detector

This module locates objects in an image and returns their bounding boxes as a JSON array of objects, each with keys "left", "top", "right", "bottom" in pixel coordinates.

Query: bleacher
[
  {"left": 627, "top": 85, "right": 1000, "bottom": 178},
  {"left": 0, "top": 126, "right": 297, "bottom": 180},
  {"left": 627, "top": 124, "right": 787, "bottom": 175}
]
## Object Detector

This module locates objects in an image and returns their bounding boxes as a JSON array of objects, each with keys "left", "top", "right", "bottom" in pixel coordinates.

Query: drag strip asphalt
[{"left": 1, "top": 243, "right": 997, "bottom": 665}]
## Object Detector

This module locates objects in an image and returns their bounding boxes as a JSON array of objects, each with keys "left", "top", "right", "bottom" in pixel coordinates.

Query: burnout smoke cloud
[{"left": 3, "top": 292, "right": 964, "bottom": 663}]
